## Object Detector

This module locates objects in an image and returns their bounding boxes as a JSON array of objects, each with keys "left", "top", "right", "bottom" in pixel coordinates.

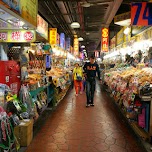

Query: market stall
[{"left": 103, "top": 23, "right": 152, "bottom": 142}]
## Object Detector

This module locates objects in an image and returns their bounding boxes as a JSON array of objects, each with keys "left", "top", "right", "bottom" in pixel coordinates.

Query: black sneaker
[
  {"left": 86, "top": 104, "right": 90, "bottom": 107},
  {"left": 90, "top": 104, "right": 94, "bottom": 106}
]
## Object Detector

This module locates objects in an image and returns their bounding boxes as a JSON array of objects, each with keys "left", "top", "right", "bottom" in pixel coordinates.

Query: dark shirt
[{"left": 83, "top": 62, "right": 100, "bottom": 80}]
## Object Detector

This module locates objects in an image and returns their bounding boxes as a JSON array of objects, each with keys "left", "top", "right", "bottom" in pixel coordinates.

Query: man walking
[{"left": 83, "top": 55, "right": 101, "bottom": 107}]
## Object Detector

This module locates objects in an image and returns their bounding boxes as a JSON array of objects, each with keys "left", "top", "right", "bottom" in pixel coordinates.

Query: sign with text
[
  {"left": 101, "top": 28, "right": 109, "bottom": 52},
  {"left": 20, "top": 0, "right": 38, "bottom": 27},
  {"left": 116, "top": 28, "right": 124, "bottom": 46},
  {"left": 37, "top": 15, "right": 48, "bottom": 40},
  {"left": 95, "top": 51, "right": 99, "bottom": 58},
  {"left": 60, "top": 33, "right": 65, "bottom": 49},
  {"left": 74, "top": 37, "right": 79, "bottom": 56},
  {"left": 1, "top": 0, "right": 21, "bottom": 13},
  {"left": 66, "top": 37, "right": 71, "bottom": 51},
  {"left": 56, "top": 33, "right": 60, "bottom": 46},
  {"left": 110, "top": 36, "right": 116, "bottom": 49},
  {"left": 131, "top": 2, "right": 152, "bottom": 25},
  {"left": 1, "top": 0, "right": 38, "bottom": 27},
  {"left": 131, "top": 26, "right": 148, "bottom": 36},
  {"left": 49, "top": 28, "right": 57, "bottom": 45},
  {"left": 0, "top": 30, "right": 35, "bottom": 42}
]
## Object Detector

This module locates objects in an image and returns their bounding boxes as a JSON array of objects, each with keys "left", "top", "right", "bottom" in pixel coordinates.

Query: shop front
[{"left": 103, "top": 6, "right": 152, "bottom": 145}]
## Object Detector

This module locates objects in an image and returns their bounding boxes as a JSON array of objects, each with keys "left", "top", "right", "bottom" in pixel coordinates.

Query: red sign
[
  {"left": 24, "top": 32, "right": 34, "bottom": 41},
  {"left": 131, "top": 2, "right": 152, "bottom": 25},
  {"left": 12, "top": 31, "right": 21, "bottom": 41},
  {"left": 0, "top": 32, "right": 7, "bottom": 41},
  {"left": 0, "top": 30, "right": 35, "bottom": 42},
  {"left": 101, "top": 28, "right": 109, "bottom": 52}
]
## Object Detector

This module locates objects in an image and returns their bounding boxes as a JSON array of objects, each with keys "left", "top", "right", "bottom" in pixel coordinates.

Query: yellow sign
[
  {"left": 74, "top": 37, "right": 79, "bottom": 56},
  {"left": 116, "top": 27, "right": 124, "bottom": 46},
  {"left": 49, "top": 28, "right": 57, "bottom": 45},
  {"left": 20, "top": 0, "right": 38, "bottom": 27},
  {"left": 0, "top": 30, "right": 36, "bottom": 42},
  {"left": 110, "top": 36, "right": 116, "bottom": 49}
]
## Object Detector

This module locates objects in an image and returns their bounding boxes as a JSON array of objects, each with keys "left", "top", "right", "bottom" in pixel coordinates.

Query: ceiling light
[
  {"left": 78, "top": 37, "right": 84, "bottom": 41},
  {"left": 71, "top": 22, "right": 80, "bottom": 29},
  {"left": 81, "top": 2, "right": 91, "bottom": 7},
  {"left": 81, "top": 45, "right": 85, "bottom": 48}
]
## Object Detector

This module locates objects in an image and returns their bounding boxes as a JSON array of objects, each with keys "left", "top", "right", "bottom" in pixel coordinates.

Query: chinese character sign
[
  {"left": 74, "top": 38, "right": 79, "bottom": 56},
  {"left": 0, "top": 32, "right": 7, "bottom": 41},
  {"left": 131, "top": 2, "right": 152, "bottom": 26},
  {"left": 66, "top": 37, "right": 71, "bottom": 51},
  {"left": 49, "top": 28, "right": 57, "bottom": 45},
  {"left": 0, "top": 30, "right": 35, "bottom": 42},
  {"left": 101, "top": 28, "right": 109, "bottom": 52},
  {"left": 60, "top": 33, "right": 65, "bottom": 49}
]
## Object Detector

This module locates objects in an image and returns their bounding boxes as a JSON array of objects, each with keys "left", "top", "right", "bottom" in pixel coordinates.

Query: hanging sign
[
  {"left": 37, "top": 14, "right": 48, "bottom": 40},
  {"left": 101, "top": 28, "right": 109, "bottom": 52},
  {"left": 1, "top": 0, "right": 21, "bottom": 13},
  {"left": 74, "top": 37, "right": 79, "bottom": 56},
  {"left": 116, "top": 28, "right": 124, "bottom": 46},
  {"left": 56, "top": 33, "right": 60, "bottom": 46},
  {"left": 1, "top": 0, "right": 38, "bottom": 27},
  {"left": 131, "top": 26, "right": 148, "bottom": 36},
  {"left": 0, "top": 30, "right": 35, "bottom": 42},
  {"left": 131, "top": 2, "right": 152, "bottom": 25},
  {"left": 95, "top": 51, "right": 99, "bottom": 58},
  {"left": 66, "top": 37, "right": 71, "bottom": 51},
  {"left": 110, "top": 36, "right": 116, "bottom": 49},
  {"left": 60, "top": 33, "right": 65, "bottom": 49},
  {"left": 20, "top": 0, "right": 38, "bottom": 27},
  {"left": 49, "top": 28, "right": 57, "bottom": 45},
  {"left": 46, "top": 55, "right": 51, "bottom": 69}
]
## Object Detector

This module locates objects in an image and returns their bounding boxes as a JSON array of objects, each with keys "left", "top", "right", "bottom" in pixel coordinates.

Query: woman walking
[{"left": 73, "top": 63, "right": 83, "bottom": 96}]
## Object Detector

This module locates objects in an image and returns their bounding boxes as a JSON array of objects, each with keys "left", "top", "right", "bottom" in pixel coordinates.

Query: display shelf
[
  {"left": 140, "top": 95, "right": 152, "bottom": 139},
  {"left": 130, "top": 122, "right": 149, "bottom": 140},
  {"left": 105, "top": 90, "right": 148, "bottom": 152},
  {"left": 29, "top": 85, "right": 48, "bottom": 97}
]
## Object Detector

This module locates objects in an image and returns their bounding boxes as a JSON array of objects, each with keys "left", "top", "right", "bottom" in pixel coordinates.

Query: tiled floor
[{"left": 26, "top": 83, "right": 145, "bottom": 152}]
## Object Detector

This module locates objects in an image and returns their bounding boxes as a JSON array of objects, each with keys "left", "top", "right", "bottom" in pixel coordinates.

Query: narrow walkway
[{"left": 26, "top": 83, "right": 144, "bottom": 152}]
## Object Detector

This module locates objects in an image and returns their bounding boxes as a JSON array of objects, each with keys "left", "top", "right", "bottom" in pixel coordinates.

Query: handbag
[{"left": 76, "top": 73, "right": 82, "bottom": 81}]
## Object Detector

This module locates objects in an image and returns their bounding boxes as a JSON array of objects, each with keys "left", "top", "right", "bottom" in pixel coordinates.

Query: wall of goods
[
  {"left": 0, "top": 43, "right": 75, "bottom": 151},
  {"left": 0, "top": 1, "right": 78, "bottom": 151},
  {"left": 103, "top": 26, "right": 152, "bottom": 142}
]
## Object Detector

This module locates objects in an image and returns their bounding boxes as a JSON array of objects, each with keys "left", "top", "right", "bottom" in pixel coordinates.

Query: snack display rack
[{"left": 104, "top": 66, "right": 152, "bottom": 141}]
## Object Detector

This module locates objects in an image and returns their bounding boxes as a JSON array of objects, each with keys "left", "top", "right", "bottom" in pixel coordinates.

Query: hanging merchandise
[
  {"left": 0, "top": 108, "right": 17, "bottom": 152},
  {"left": 19, "top": 85, "right": 34, "bottom": 116}
]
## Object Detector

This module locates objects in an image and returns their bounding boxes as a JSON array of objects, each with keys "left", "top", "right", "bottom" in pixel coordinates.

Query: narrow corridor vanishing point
[{"left": 25, "top": 83, "right": 144, "bottom": 152}]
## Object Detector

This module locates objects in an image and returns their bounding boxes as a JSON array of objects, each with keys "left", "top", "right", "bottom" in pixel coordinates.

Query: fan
[{"left": 80, "top": 0, "right": 113, "bottom": 7}]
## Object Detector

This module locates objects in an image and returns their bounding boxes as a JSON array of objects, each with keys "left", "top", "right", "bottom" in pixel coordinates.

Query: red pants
[{"left": 74, "top": 80, "right": 83, "bottom": 94}]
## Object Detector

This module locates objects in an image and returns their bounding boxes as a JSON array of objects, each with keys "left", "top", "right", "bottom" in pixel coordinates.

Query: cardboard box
[{"left": 14, "top": 119, "right": 33, "bottom": 146}]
